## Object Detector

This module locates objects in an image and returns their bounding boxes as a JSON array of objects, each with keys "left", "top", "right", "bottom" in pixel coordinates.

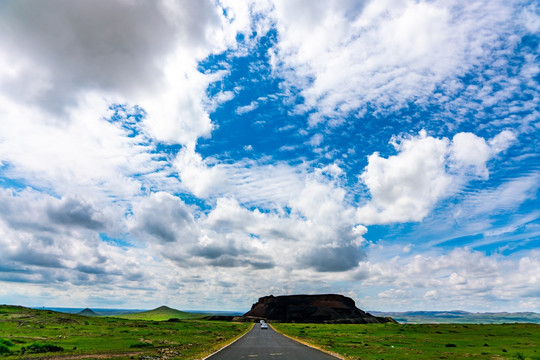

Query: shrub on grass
[
  {"left": 445, "top": 343, "right": 457, "bottom": 347},
  {"left": 0, "top": 344, "right": 10, "bottom": 354},
  {"left": 22, "top": 343, "right": 64, "bottom": 354},
  {"left": 130, "top": 342, "right": 153, "bottom": 348},
  {"left": 0, "top": 339, "right": 14, "bottom": 347}
]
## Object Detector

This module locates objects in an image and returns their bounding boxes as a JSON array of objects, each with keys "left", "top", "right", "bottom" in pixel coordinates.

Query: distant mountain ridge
[{"left": 370, "top": 310, "right": 540, "bottom": 324}]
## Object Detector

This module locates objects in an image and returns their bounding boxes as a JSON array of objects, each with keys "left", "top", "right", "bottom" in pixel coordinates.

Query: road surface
[{"left": 205, "top": 323, "right": 340, "bottom": 360}]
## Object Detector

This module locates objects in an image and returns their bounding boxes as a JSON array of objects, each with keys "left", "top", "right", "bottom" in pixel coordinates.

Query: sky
[{"left": 0, "top": 0, "right": 538, "bottom": 313}]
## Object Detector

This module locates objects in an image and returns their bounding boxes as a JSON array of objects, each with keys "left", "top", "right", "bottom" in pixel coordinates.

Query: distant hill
[
  {"left": 370, "top": 310, "right": 540, "bottom": 324},
  {"left": 115, "top": 305, "right": 202, "bottom": 321},
  {"left": 77, "top": 308, "right": 99, "bottom": 316}
]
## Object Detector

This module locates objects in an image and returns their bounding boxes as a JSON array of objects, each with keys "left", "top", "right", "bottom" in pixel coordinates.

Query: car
[{"left": 260, "top": 323, "right": 268, "bottom": 329}]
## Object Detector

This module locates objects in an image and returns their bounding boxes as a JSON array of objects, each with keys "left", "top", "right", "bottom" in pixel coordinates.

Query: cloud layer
[{"left": 0, "top": 0, "right": 538, "bottom": 311}]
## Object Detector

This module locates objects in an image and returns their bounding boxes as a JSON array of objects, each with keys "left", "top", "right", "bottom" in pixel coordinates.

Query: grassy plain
[
  {"left": 273, "top": 322, "right": 540, "bottom": 360},
  {"left": 0, "top": 305, "right": 250, "bottom": 359}
]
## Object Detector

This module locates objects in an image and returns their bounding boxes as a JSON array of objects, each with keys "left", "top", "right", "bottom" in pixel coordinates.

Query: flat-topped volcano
[{"left": 243, "top": 294, "right": 395, "bottom": 324}]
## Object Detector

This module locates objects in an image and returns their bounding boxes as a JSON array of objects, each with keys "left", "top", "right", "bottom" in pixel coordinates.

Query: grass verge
[{"left": 272, "top": 322, "right": 540, "bottom": 360}]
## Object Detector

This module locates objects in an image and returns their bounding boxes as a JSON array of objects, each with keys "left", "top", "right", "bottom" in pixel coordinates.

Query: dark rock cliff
[{"left": 242, "top": 294, "right": 395, "bottom": 324}]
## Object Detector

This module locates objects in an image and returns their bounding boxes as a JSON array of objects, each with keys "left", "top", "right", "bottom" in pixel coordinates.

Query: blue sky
[{"left": 0, "top": 0, "right": 538, "bottom": 312}]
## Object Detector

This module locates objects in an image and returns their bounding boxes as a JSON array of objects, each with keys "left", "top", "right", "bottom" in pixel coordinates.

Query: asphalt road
[{"left": 205, "top": 323, "right": 340, "bottom": 360}]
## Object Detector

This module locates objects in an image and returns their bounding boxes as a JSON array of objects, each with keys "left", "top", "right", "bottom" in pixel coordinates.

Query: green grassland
[
  {"left": 0, "top": 305, "right": 250, "bottom": 359},
  {"left": 273, "top": 322, "right": 540, "bottom": 360},
  {"left": 112, "top": 305, "right": 204, "bottom": 321}
]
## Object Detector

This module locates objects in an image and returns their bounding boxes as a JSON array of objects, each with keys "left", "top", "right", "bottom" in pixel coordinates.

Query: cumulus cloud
[
  {"left": 174, "top": 145, "right": 228, "bottom": 198},
  {"left": 488, "top": 130, "right": 518, "bottom": 154},
  {"left": 357, "top": 130, "right": 516, "bottom": 224},
  {"left": 130, "top": 192, "right": 199, "bottom": 244},
  {"left": 0, "top": 1, "right": 176, "bottom": 108},
  {"left": 301, "top": 244, "right": 367, "bottom": 272},
  {"left": 47, "top": 198, "right": 105, "bottom": 231},
  {"left": 0, "top": 188, "right": 148, "bottom": 288},
  {"left": 127, "top": 192, "right": 363, "bottom": 273},
  {"left": 0, "top": 0, "right": 247, "bottom": 147},
  {"left": 204, "top": 190, "right": 367, "bottom": 272},
  {"left": 450, "top": 132, "right": 491, "bottom": 178},
  {"left": 358, "top": 130, "right": 452, "bottom": 224}
]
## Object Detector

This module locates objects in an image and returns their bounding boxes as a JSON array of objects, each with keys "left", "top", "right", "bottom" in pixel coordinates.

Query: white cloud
[
  {"left": 163, "top": 153, "right": 371, "bottom": 272},
  {"left": 349, "top": 247, "right": 540, "bottom": 311},
  {"left": 174, "top": 145, "right": 228, "bottom": 198},
  {"left": 0, "top": 0, "right": 249, "bottom": 146},
  {"left": 0, "top": 0, "right": 276, "bottom": 304},
  {"left": 0, "top": 93, "right": 158, "bottom": 198},
  {"left": 174, "top": 149, "right": 307, "bottom": 207},
  {"left": 424, "top": 290, "right": 439, "bottom": 299},
  {"left": 139, "top": 60, "right": 215, "bottom": 145},
  {"left": 449, "top": 132, "right": 491, "bottom": 178},
  {"left": 1, "top": 183, "right": 536, "bottom": 311},
  {"left": 521, "top": 3, "right": 540, "bottom": 33},
  {"left": 130, "top": 192, "right": 199, "bottom": 245},
  {"left": 0, "top": 188, "right": 150, "bottom": 287},
  {"left": 235, "top": 101, "right": 259, "bottom": 115},
  {"left": 451, "top": 173, "right": 540, "bottom": 222},
  {"left": 268, "top": 0, "right": 517, "bottom": 124},
  {"left": 357, "top": 130, "right": 453, "bottom": 224},
  {"left": 309, "top": 133, "right": 323, "bottom": 147},
  {"left": 207, "top": 90, "right": 236, "bottom": 112},
  {"left": 0, "top": 0, "right": 253, "bottom": 209},
  {"left": 357, "top": 130, "right": 517, "bottom": 224},
  {"left": 378, "top": 288, "right": 406, "bottom": 299},
  {"left": 488, "top": 130, "right": 518, "bottom": 154}
]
